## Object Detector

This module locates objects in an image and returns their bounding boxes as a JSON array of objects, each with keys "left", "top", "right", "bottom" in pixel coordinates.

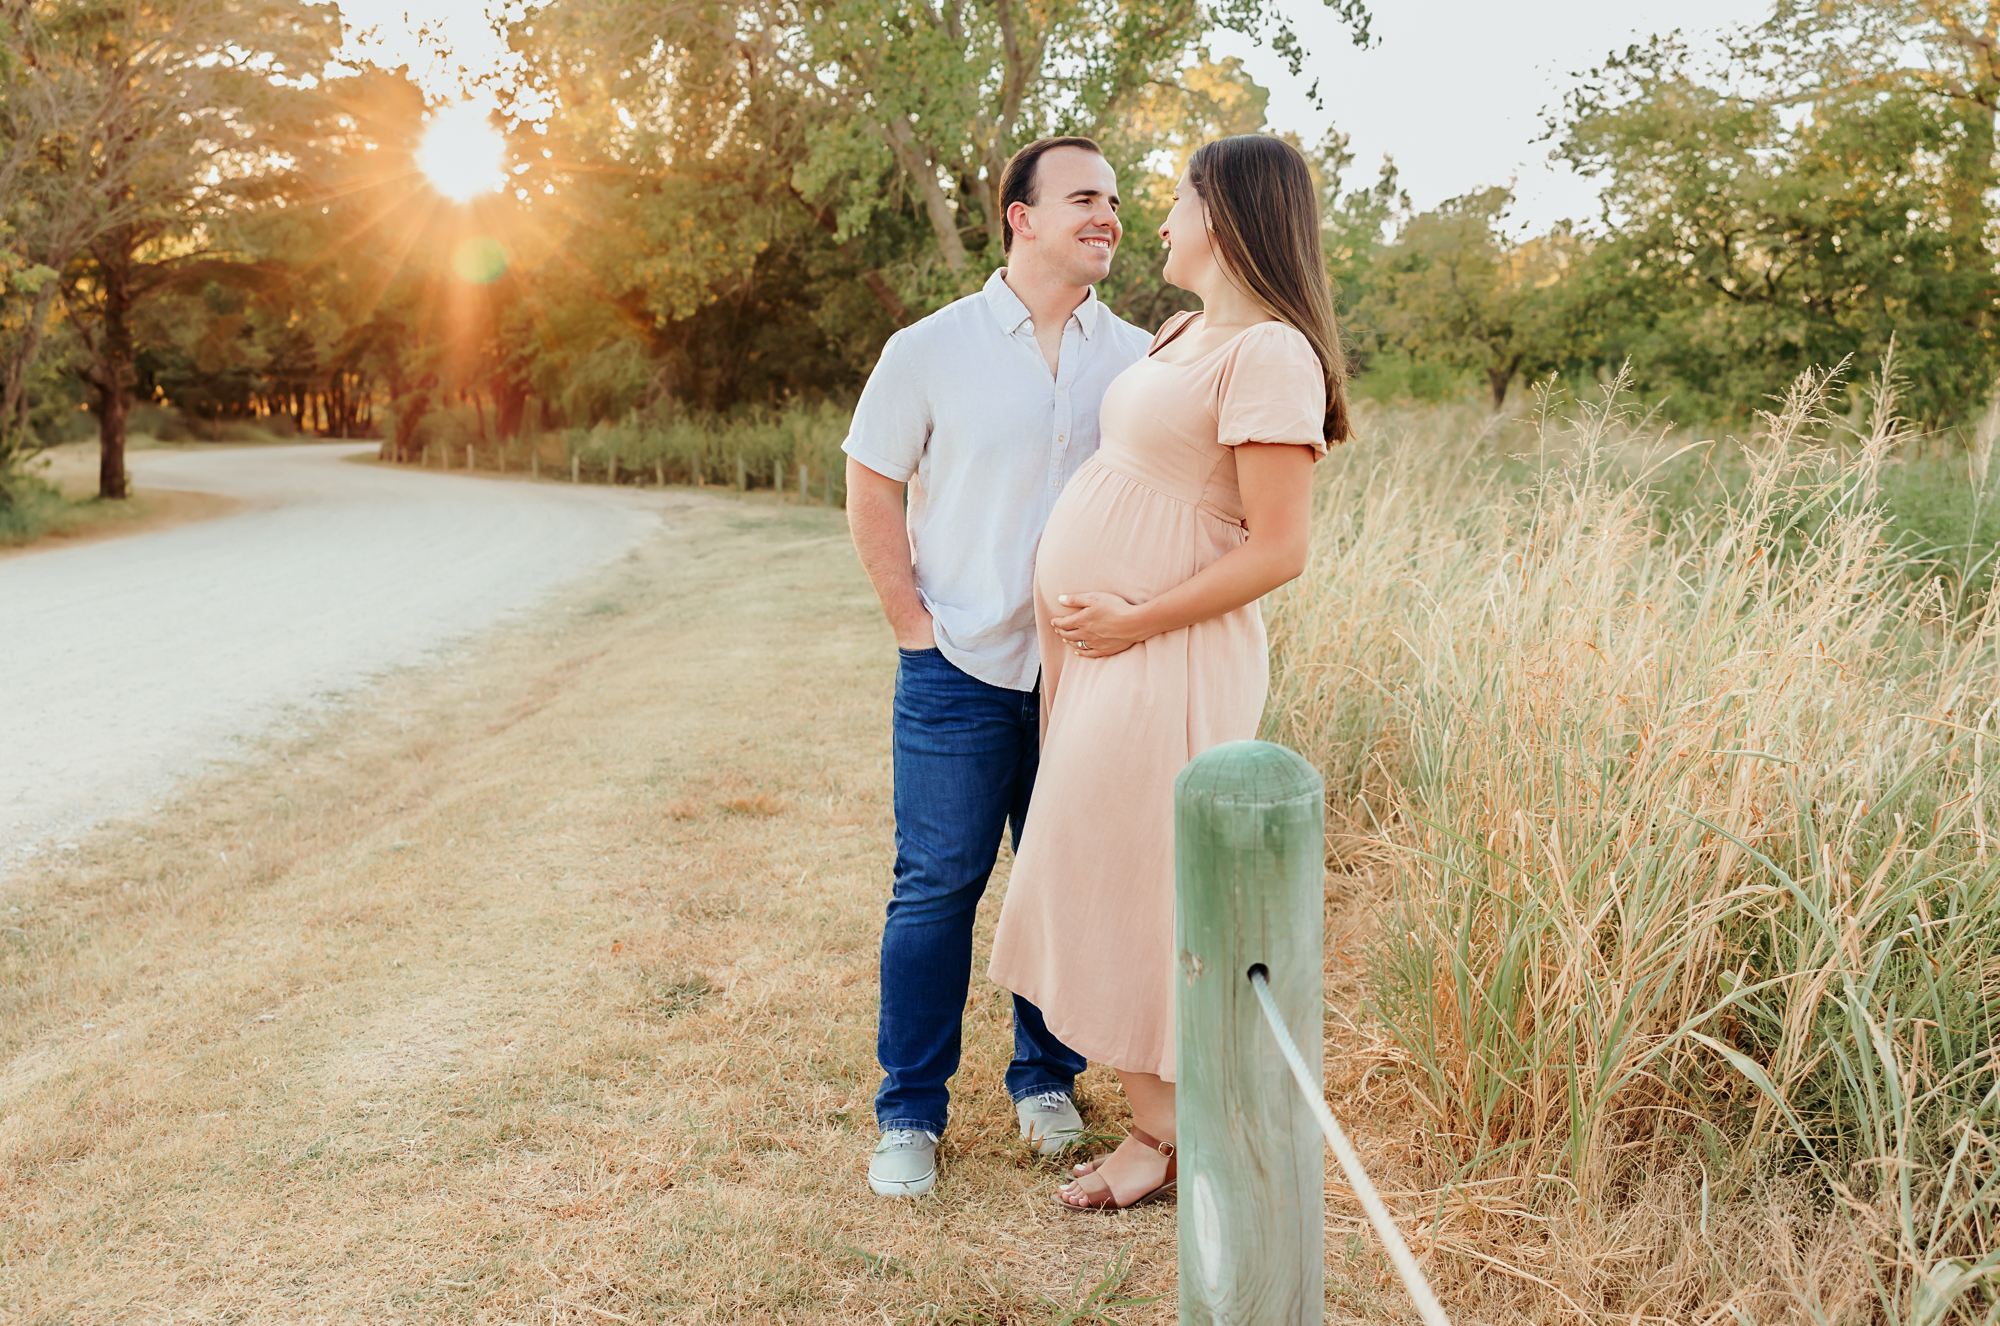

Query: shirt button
[{"left": 1057, "top": 434, "right": 1065, "bottom": 443}]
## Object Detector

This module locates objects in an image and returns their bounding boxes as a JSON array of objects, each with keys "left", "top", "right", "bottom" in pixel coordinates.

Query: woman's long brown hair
[{"left": 1187, "top": 135, "right": 1352, "bottom": 444}]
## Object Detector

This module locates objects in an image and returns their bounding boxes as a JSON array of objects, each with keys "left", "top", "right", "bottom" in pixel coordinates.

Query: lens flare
[
  {"left": 452, "top": 236, "right": 508, "bottom": 283},
  {"left": 417, "top": 103, "right": 506, "bottom": 202}
]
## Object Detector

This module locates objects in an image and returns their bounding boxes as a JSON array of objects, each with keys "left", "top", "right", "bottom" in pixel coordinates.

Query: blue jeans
[{"left": 875, "top": 647, "right": 1087, "bottom": 1136}]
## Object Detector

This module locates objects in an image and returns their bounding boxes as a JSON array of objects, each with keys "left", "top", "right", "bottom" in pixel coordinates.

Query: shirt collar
[{"left": 984, "top": 267, "right": 1102, "bottom": 341}]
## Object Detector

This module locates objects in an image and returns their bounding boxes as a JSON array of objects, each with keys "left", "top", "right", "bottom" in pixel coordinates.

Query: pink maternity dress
[{"left": 987, "top": 311, "right": 1327, "bottom": 1081}]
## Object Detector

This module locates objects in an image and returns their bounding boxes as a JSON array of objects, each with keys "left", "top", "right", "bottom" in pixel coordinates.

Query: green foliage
[
  {"left": 1557, "top": 30, "right": 2000, "bottom": 427},
  {"left": 558, "top": 400, "right": 853, "bottom": 493},
  {"left": 0, "top": 471, "right": 81, "bottom": 543},
  {"left": 1355, "top": 188, "right": 1581, "bottom": 410}
]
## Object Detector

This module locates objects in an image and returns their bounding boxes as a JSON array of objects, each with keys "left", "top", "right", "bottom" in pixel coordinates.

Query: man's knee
[{"left": 887, "top": 851, "right": 992, "bottom": 920}]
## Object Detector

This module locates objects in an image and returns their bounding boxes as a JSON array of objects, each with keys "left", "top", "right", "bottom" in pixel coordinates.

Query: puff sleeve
[{"left": 1214, "top": 322, "right": 1328, "bottom": 459}]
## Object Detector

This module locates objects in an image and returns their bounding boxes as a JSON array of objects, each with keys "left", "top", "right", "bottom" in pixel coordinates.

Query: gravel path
[{"left": 0, "top": 445, "right": 670, "bottom": 863}]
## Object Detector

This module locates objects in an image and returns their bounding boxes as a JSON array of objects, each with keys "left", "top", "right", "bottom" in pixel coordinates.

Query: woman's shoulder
[
  {"left": 1215, "top": 321, "right": 1323, "bottom": 394},
  {"left": 1147, "top": 309, "right": 1201, "bottom": 352},
  {"left": 1231, "top": 318, "right": 1318, "bottom": 364}
]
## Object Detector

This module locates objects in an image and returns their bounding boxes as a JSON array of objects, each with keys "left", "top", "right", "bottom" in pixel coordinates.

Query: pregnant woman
[{"left": 988, "top": 134, "right": 1351, "bottom": 1211}]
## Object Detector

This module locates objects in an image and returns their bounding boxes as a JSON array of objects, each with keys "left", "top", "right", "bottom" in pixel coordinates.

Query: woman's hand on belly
[{"left": 1052, "top": 592, "right": 1146, "bottom": 659}]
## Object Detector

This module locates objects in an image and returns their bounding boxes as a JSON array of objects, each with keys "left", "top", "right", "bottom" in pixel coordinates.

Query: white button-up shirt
[{"left": 844, "top": 268, "right": 1153, "bottom": 691}]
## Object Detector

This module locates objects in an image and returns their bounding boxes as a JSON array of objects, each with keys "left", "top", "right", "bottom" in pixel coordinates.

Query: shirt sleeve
[
  {"left": 842, "top": 329, "right": 929, "bottom": 482},
  {"left": 1215, "top": 323, "right": 1328, "bottom": 458}
]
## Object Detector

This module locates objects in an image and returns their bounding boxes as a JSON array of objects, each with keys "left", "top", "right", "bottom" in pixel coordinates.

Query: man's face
[{"left": 1014, "top": 147, "right": 1122, "bottom": 284}]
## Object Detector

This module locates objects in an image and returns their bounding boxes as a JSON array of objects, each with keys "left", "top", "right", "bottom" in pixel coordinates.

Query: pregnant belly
[{"left": 1036, "top": 462, "right": 1225, "bottom": 606}]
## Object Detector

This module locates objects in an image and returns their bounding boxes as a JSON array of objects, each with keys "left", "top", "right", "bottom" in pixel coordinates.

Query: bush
[
  {"left": 561, "top": 400, "right": 852, "bottom": 498},
  {"left": 0, "top": 473, "right": 91, "bottom": 545}
]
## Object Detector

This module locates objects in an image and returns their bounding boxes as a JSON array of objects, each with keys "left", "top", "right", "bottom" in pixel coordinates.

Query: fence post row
[{"left": 1175, "top": 740, "right": 1326, "bottom": 1324}]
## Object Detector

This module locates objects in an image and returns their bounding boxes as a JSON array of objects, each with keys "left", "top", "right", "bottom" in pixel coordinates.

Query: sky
[
  {"left": 329, "top": 0, "right": 1761, "bottom": 235},
  {"left": 1210, "top": 0, "right": 1756, "bottom": 233}
]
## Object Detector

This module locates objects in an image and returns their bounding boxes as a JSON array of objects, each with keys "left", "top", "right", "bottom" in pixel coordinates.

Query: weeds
[{"left": 1033, "top": 1246, "right": 1162, "bottom": 1324}]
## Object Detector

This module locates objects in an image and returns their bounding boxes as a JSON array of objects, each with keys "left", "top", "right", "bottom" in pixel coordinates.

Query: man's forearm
[{"left": 846, "top": 458, "right": 934, "bottom": 649}]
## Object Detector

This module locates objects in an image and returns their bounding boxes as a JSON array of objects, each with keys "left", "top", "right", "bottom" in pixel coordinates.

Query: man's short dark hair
[{"left": 999, "top": 136, "right": 1104, "bottom": 254}]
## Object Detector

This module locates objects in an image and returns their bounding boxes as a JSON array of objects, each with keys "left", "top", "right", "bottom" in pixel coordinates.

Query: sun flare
[{"left": 416, "top": 102, "right": 506, "bottom": 203}]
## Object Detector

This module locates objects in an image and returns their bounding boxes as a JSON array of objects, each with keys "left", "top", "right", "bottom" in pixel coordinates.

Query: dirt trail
[{"left": 0, "top": 444, "right": 668, "bottom": 864}]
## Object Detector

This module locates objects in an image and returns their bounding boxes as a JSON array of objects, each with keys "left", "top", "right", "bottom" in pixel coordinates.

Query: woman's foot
[{"left": 1055, "top": 1131, "right": 1175, "bottom": 1210}]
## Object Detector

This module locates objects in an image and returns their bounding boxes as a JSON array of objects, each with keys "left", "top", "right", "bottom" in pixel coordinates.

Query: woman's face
[{"left": 1158, "top": 168, "right": 1215, "bottom": 292}]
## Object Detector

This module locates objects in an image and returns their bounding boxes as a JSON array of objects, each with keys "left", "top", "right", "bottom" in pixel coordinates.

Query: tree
[
  {"left": 1359, "top": 188, "right": 1574, "bottom": 410},
  {"left": 1558, "top": 30, "right": 1999, "bottom": 424},
  {"left": 16, "top": 0, "right": 338, "bottom": 497},
  {"left": 586, "top": 0, "right": 1374, "bottom": 276},
  {"left": 1749, "top": 1, "right": 2000, "bottom": 258}
]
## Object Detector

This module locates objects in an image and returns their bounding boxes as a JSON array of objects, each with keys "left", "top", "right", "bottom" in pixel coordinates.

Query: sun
[{"left": 416, "top": 102, "right": 507, "bottom": 203}]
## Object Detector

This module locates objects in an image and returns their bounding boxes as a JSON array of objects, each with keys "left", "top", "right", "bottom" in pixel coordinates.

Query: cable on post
[{"left": 1247, "top": 965, "right": 1453, "bottom": 1326}]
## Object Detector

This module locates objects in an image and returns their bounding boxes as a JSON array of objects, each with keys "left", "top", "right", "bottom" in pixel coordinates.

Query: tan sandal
[{"left": 1053, "top": 1127, "right": 1177, "bottom": 1211}]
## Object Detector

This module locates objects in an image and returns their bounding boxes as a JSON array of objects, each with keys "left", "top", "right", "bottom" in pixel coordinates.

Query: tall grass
[{"left": 1267, "top": 367, "right": 2000, "bottom": 1321}]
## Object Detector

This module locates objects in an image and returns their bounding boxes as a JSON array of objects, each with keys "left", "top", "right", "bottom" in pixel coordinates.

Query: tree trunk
[
  {"left": 0, "top": 279, "right": 59, "bottom": 465},
  {"left": 883, "top": 117, "right": 968, "bottom": 270},
  {"left": 97, "top": 380, "right": 129, "bottom": 498},
  {"left": 1486, "top": 366, "right": 1512, "bottom": 412},
  {"left": 92, "top": 240, "right": 137, "bottom": 500}
]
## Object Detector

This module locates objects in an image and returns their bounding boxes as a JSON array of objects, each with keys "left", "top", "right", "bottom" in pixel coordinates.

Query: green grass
[{"left": 0, "top": 473, "right": 119, "bottom": 547}]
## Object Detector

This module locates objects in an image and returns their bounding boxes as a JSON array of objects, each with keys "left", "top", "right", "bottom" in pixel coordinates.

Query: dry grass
[
  {"left": 0, "top": 498, "right": 1244, "bottom": 1324},
  {"left": 17, "top": 377, "right": 1980, "bottom": 1323}
]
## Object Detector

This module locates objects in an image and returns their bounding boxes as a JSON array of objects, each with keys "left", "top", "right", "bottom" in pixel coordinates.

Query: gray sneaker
[
  {"left": 1016, "top": 1091, "right": 1084, "bottom": 1155},
  {"left": 868, "top": 1129, "right": 938, "bottom": 1196}
]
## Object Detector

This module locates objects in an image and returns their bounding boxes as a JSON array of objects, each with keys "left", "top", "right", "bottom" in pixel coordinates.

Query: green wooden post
[{"left": 1175, "top": 740, "right": 1325, "bottom": 1324}]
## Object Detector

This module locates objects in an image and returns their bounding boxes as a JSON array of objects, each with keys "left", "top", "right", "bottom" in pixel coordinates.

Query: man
[{"left": 843, "top": 137, "right": 1154, "bottom": 1197}]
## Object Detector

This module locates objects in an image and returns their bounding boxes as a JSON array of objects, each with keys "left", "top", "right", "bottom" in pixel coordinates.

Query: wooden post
[
  {"left": 1175, "top": 740, "right": 1325, "bottom": 1325},
  {"left": 689, "top": 455, "right": 702, "bottom": 486},
  {"left": 609, "top": 454, "right": 619, "bottom": 486},
  {"left": 655, "top": 460, "right": 665, "bottom": 487},
  {"left": 465, "top": 444, "right": 473, "bottom": 470},
  {"left": 532, "top": 452, "right": 540, "bottom": 480},
  {"left": 735, "top": 453, "right": 746, "bottom": 492},
  {"left": 799, "top": 463, "right": 810, "bottom": 503},
  {"left": 774, "top": 462, "right": 784, "bottom": 498},
  {"left": 570, "top": 455, "right": 579, "bottom": 484}
]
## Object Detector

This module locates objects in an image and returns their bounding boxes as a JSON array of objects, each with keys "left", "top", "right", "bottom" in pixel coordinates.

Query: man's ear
[{"left": 1006, "top": 200, "right": 1034, "bottom": 245}]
